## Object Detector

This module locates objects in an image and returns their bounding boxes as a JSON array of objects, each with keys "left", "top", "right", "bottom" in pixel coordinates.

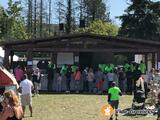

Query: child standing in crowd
[
  {"left": 66, "top": 65, "right": 72, "bottom": 92},
  {"left": 126, "top": 67, "right": 133, "bottom": 93},
  {"left": 95, "top": 68, "right": 104, "bottom": 93},
  {"left": 32, "top": 68, "right": 41, "bottom": 95},
  {"left": 87, "top": 68, "right": 94, "bottom": 93},
  {"left": 74, "top": 68, "right": 81, "bottom": 93},
  {"left": 107, "top": 70, "right": 115, "bottom": 89},
  {"left": 82, "top": 67, "right": 89, "bottom": 92},
  {"left": 147, "top": 68, "right": 155, "bottom": 82},
  {"left": 118, "top": 67, "right": 125, "bottom": 94},
  {"left": 56, "top": 73, "right": 62, "bottom": 92}
]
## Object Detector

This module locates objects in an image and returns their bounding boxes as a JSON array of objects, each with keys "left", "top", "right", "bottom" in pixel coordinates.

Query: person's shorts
[
  {"left": 34, "top": 82, "right": 41, "bottom": 90},
  {"left": 109, "top": 100, "right": 119, "bottom": 109},
  {"left": 21, "top": 94, "right": 32, "bottom": 106}
]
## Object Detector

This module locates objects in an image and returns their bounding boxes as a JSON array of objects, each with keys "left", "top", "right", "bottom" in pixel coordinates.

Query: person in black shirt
[
  {"left": 66, "top": 66, "right": 72, "bottom": 92},
  {"left": 133, "top": 64, "right": 142, "bottom": 91},
  {"left": 32, "top": 68, "right": 41, "bottom": 95},
  {"left": 126, "top": 67, "right": 133, "bottom": 93}
]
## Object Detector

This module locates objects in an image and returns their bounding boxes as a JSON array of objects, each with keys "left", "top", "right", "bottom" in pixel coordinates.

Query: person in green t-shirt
[
  {"left": 139, "top": 60, "right": 146, "bottom": 74},
  {"left": 108, "top": 82, "right": 122, "bottom": 120},
  {"left": 124, "top": 63, "right": 130, "bottom": 72}
]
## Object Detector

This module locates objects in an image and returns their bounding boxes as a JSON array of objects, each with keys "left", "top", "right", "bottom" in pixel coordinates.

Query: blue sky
[
  {"left": 0, "top": 0, "right": 128, "bottom": 26},
  {"left": 108, "top": 0, "right": 128, "bottom": 25}
]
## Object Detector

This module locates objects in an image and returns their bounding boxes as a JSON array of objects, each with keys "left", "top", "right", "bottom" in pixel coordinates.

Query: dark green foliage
[
  {"left": 0, "top": 7, "right": 8, "bottom": 39},
  {"left": 66, "top": 0, "right": 72, "bottom": 34},
  {"left": 119, "top": 0, "right": 160, "bottom": 41},
  {"left": 76, "top": 20, "right": 119, "bottom": 36},
  {"left": 83, "top": 0, "right": 110, "bottom": 25}
]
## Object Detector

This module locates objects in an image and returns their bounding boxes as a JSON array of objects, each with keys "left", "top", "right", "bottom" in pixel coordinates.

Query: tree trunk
[
  {"left": 34, "top": 0, "right": 37, "bottom": 38},
  {"left": 48, "top": 0, "right": 51, "bottom": 36},
  {"left": 40, "top": 0, "right": 43, "bottom": 37}
]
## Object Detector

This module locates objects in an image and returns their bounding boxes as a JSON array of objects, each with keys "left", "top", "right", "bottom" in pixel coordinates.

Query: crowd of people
[
  {"left": 1, "top": 60, "right": 160, "bottom": 120},
  {"left": 12, "top": 60, "right": 160, "bottom": 94},
  {"left": 43, "top": 61, "right": 149, "bottom": 94}
]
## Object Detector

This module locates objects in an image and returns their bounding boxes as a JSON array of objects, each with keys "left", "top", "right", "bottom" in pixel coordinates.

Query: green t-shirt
[
  {"left": 60, "top": 65, "right": 68, "bottom": 75},
  {"left": 71, "top": 65, "right": 78, "bottom": 73},
  {"left": 108, "top": 87, "right": 121, "bottom": 101},
  {"left": 139, "top": 63, "right": 146, "bottom": 74},
  {"left": 110, "top": 64, "right": 115, "bottom": 71},
  {"left": 104, "top": 65, "right": 109, "bottom": 73},
  {"left": 124, "top": 63, "right": 130, "bottom": 72},
  {"left": 130, "top": 64, "right": 136, "bottom": 72}
]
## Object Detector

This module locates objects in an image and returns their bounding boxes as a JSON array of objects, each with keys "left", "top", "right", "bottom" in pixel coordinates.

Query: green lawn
[{"left": 23, "top": 94, "right": 156, "bottom": 120}]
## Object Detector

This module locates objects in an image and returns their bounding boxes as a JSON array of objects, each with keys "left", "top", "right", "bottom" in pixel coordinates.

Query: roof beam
[{"left": 12, "top": 47, "right": 157, "bottom": 53}]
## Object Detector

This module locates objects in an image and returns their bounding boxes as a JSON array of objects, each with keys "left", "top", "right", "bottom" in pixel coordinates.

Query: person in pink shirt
[
  {"left": 74, "top": 68, "right": 81, "bottom": 93},
  {"left": 15, "top": 66, "right": 24, "bottom": 84}
]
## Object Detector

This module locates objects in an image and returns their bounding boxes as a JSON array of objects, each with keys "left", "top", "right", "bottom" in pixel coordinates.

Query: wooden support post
[
  {"left": 157, "top": 51, "right": 160, "bottom": 69},
  {"left": 51, "top": 52, "right": 57, "bottom": 64},
  {"left": 10, "top": 50, "right": 14, "bottom": 70},
  {"left": 3, "top": 47, "right": 10, "bottom": 70},
  {"left": 147, "top": 53, "right": 152, "bottom": 72},
  {"left": 26, "top": 48, "right": 33, "bottom": 79},
  {"left": 152, "top": 52, "right": 155, "bottom": 69},
  {"left": 145, "top": 54, "right": 148, "bottom": 72},
  {"left": 26, "top": 48, "right": 33, "bottom": 67},
  {"left": 74, "top": 52, "right": 79, "bottom": 65}
]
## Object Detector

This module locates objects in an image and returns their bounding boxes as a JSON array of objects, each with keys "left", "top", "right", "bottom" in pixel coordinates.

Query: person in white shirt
[
  {"left": 107, "top": 70, "right": 115, "bottom": 89},
  {"left": 87, "top": 68, "right": 95, "bottom": 93},
  {"left": 20, "top": 74, "right": 34, "bottom": 117}
]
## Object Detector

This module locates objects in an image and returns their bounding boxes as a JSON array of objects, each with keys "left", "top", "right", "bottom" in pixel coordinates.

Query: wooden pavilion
[{"left": 0, "top": 33, "right": 160, "bottom": 71}]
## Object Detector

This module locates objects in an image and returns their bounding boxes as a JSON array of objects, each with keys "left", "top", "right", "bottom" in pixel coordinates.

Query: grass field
[{"left": 23, "top": 94, "right": 156, "bottom": 120}]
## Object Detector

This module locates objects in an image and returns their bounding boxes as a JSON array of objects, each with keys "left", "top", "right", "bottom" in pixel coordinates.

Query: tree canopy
[
  {"left": 0, "top": 6, "right": 7, "bottom": 39},
  {"left": 0, "top": 0, "right": 27, "bottom": 41},
  {"left": 0, "top": 0, "right": 135, "bottom": 41},
  {"left": 119, "top": 0, "right": 160, "bottom": 41},
  {"left": 76, "top": 20, "right": 119, "bottom": 36},
  {"left": 83, "top": 0, "right": 109, "bottom": 22}
]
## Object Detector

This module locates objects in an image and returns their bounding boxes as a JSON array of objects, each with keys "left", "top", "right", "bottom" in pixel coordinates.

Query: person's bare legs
[
  {"left": 29, "top": 105, "right": 32, "bottom": 117},
  {"left": 22, "top": 106, "right": 25, "bottom": 117}
]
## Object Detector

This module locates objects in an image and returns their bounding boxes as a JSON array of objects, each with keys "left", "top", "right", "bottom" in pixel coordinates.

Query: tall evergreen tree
[
  {"left": 66, "top": 0, "right": 72, "bottom": 34},
  {"left": 27, "top": 0, "right": 33, "bottom": 37},
  {"left": 57, "top": 1, "right": 65, "bottom": 23},
  {"left": 33, "top": 0, "right": 37, "bottom": 38},
  {"left": 40, "top": 0, "right": 43, "bottom": 37},
  {"left": 48, "top": 0, "right": 51, "bottom": 36},
  {"left": 84, "top": 0, "right": 109, "bottom": 23},
  {"left": 119, "top": 0, "right": 160, "bottom": 41}
]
